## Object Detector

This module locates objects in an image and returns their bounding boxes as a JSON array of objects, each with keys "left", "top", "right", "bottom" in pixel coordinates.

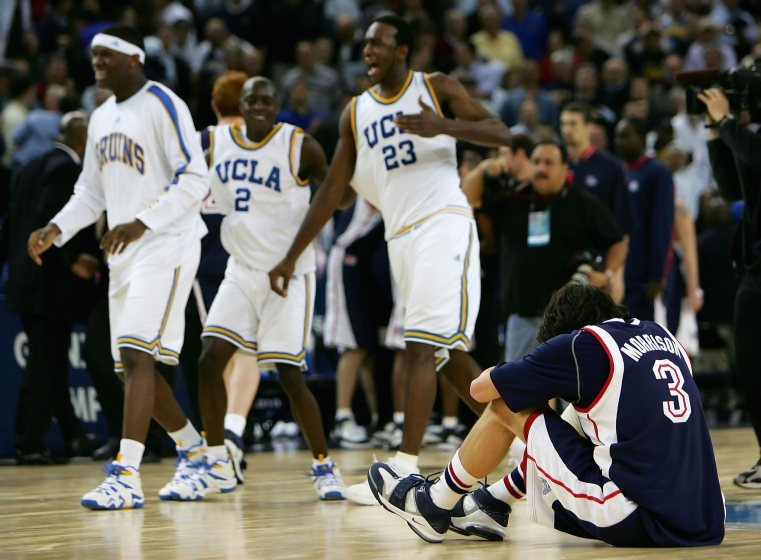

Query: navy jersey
[
  {"left": 623, "top": 156, "right": 674, "bottom": 292},
  {"left": 491, "top": 319, "right": 725, "bottom": 546},
  {"left": 569, "top": 145, "right": 635, "bottom": 236},
  {"left": 198, "top": 126, "right": 229, "bottom": 276}
]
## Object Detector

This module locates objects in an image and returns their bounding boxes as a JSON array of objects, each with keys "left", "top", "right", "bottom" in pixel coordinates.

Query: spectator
[
  {"left": 625, "top": 24, "right": 668, "bottom": 83},
  {"left": 657, "top": 0, "right": 693, "bottom": 54},
  {"left": 267, "top": 0, "right": 326, "bottom": 66},
  {"left": 12, "top": 85, "right": 72, "bottom": 168},
  {"left": 614, "top": 117, "right": 675, "bottom": 321},
  {"left": 683, "top": 17, "right": 738, "bottom": 71},
  {"left": 568, "top": 19, "right": 610, "bottom": 71},
  {"left": 281, "top": 41, "right": 341, "bottom": 116},
  {"left": 471, "top": 5, "right": 525, "bottom": 72},
  {"left": 589, "top": 119, "right": 609, "bottom": 150},
  {"left": 451, "top": 40, "right": 505, "bottom": 96},
  {"left": 277, "top": 80, "right": 328, "bottom": 135},
  {"left": 161, "top": 2, "right": 199, "bottom": 70},
  {"left": 452, "top": 69, "right": 499, "bottom": 115},
  {"left": 600, "top": 57, "right": 630, "bottom": 117},
  {"left": 573, "top": 64, "right": 617, "bottom": 124},
  {"left": 207, "top": 0, "right": 267, "bottom": 49},
  {"left": 435, "top": 9, "right": 468, "bottom": 75},
  {"left": 500, "top": 0, "right": 548, "bottom": 61},
  {"left": 669, "top": 86, "right": 712, "bottom": 181},
  {"left": 35, "top": 55, "right": 69, "bottom": 105},
  {"left": 1, "top": 111, "right": 98, "bottom": 464},
  {"left": 710, "top": 0, "right": 756, "bottom": 48},
  {"left": 575, "top": 0, "right": 632, "bottom": 55},
  {"left": 510, "top": 98, "right": 541, "bottom": 139},
  {"left": 498, "top": 60, "right": 557, "bottom": 127},
  {"left": 464, "top": 140, "right": 627, "bottom": 360},
  {"left": 1, "top": 73, "right": 35, "bottom": 170},
  {"left": 333, "top": 15, "right": 366, "bottom": 89},
  {"left": 323, "top": 0, "right": 361, "bottom": 23},
  {"left": 144, "top": 24, "right": 193, "bottom": 103},
  {"left": 193, "top": 18, "right": 254, "bottom": 76}
]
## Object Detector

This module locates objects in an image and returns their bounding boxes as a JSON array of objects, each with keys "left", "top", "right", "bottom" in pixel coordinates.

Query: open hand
[
  {"left": 393, "top": 96, "right": 444, "bottom": 138},
  {"left": 100, "top": 219, "right": 148, "bottom": 255},
  {"left": 697, "top": 88, "right": 730, "bottom": 123},
  {"left": 269, "top": 257, "right": 296, "bottom": 298},
  {"left": 28, "top": 223, "right": 61, "bottom": 265}
]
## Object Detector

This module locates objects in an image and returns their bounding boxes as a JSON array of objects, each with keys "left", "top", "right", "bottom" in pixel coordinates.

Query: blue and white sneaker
[
  {"left": 170, "top": 454, "right": 237, "bottom": 501},
  {"left": 368, "top": 462, "right": 450, "bottom": 543},
  {"left": 224, "top": 429, "right": 247, "bottom": 484},
  {"left": 308, "top": 458, "right": 346, "bottom": 500},
  {"left": 734, "top": 457, "right": 761, "bottom": 489},
  {"left": 158, "top": 439, "right": 205, "bottom": 501},
  {"left": 450, "top": 485, "right": 511, "bottom": 541},
  {"left": 81, "top": 462, "right": 144, "bottom": 510}
]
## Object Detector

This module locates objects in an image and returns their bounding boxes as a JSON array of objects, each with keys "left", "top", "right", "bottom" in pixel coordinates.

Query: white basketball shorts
[
  {"left": 110, "top": 233, "right": 201, "bottom": 372},
  {"left": 387, "top": 211, "right": 480, "bottom": 370},
  {"left": 202, "top": 256, "right": 315, "bottom": 371}
]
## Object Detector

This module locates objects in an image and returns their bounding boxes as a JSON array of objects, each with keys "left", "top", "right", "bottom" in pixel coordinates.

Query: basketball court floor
[{"left": 2, "top": 428, "right": 760, "bottom": 559}]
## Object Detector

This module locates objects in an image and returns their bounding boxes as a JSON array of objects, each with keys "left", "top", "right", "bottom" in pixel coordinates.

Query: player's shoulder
[{"left": 143, "top": 81, "right": 191, "bottom": 116}]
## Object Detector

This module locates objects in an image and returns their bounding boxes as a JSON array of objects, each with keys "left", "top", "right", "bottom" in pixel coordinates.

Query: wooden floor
[{"left": 1, "top": 428, "right": 760, "bottom": 559}]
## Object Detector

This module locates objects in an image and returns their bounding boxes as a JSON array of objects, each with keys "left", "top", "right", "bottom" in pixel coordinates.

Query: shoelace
[
  {"left": 307, "top": 463, "right": 340, "bottom": 488},
  {"left": 96, "top": 463, "right": 126, "bottom": 493}
]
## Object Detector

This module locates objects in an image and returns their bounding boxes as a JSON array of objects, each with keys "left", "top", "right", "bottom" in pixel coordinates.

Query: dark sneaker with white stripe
[
  {"left": 734, "top": 457, "right": 761, "bottom": 489},
  {"left": 224, "top": 429, "right": 247, "bottom": 484},
  {"left": 368, "top": 463, "right": 451, "bottom": 543},
  {"left": 450, "top": 485, "right": 510, "bottom": 541}
]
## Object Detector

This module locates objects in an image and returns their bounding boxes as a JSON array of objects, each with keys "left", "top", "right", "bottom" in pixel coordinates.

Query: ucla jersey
[
  {"left": 52, "top": 80, "right": 209, "bottom": 267},
  {"left": 208, "top": 122, "right": 315, "bottom": 274},
  {"left": 351, "top": 71, "right": 470, "bottom": 239}
]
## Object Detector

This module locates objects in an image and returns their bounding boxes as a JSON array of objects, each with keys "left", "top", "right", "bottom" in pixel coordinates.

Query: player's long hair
[{"left": 537, "top": 284, "right": 630, "bottom": 344}]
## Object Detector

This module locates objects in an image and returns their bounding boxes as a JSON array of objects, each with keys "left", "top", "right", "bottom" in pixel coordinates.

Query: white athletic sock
[
  {"left": 371, "top": 413, "right": 379, "bottom": 426},
  {"left": 393, "top": 412, "right": 405, "bottom": 426},
  {"left": 488, "top": 469, "right": 525, "bottom": 505},
  {"left": 313, "top": 454, "right": 333, "bottom": 466},
  {"left": 442, "top": 416, "right": 458, "bottom": 429},
  {"left": 430, "top": 450, "right": 478, "bottom": 510},
  {"left": 207, "top": 445, "right": 228, "bottom": 461},
  {"left": 335, "top": 408, "right": 353, "bottom": 421},
  {"left": 394, "top": 451, "right": 418, "bottom": 470},
  {"left": 168, "top": 420, "right": 202, "bottom": 449},
  {"left": 224, "top": 413, "right": 247, "bottom": 438},
  {"left": 117, "top": 439, "right": 145, "bottom": 470}
]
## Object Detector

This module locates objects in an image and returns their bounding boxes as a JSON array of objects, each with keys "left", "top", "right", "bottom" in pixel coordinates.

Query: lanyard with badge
[{"left": 528, "top": 200, "right": 551, "bottom": 247}]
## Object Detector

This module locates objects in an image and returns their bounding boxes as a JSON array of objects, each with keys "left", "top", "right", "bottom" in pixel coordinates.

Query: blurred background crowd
[{"left": 0, "top": 0, "right": 753, "bottom": 462}]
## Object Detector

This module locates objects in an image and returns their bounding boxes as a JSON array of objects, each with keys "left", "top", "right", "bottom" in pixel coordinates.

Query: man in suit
[{"left": 2, "top": 111, "right": 100, "bottom": 464}]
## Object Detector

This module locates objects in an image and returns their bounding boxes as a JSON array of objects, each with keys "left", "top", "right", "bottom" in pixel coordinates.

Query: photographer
[
  {"left": 464, "top": 140, "right": 628, "bottom": 361},
  {"left": 701, "top": 87, "right": 761, "bottom": 489}
]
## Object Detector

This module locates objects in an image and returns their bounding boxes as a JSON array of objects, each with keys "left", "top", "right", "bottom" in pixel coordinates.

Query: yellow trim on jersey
[
  {"left": 208, "top": 127, "right": 215, "bottom": 170},
  {"left": 159, "top": 268, "right": 180, "bottom": 336},
  {"left": 367, "top": 70, "right": 413, "bottom": 104},
  {"left": 302, "top": 273, "right": 312, "bottom": 348},
  {"left": 459, "top": 224, "right": 474, "bottom": 333},
  {"left": 423, "top": 73, "right": 443, "bottom": 116},
  {"left": 393, "top": 207, "right": 473, "bottom": 238},
  {"left": 289, "top": 127, "right": 310, "bottom": 186},
  {"left": 230, "top": 122, "right": 283, "bottom": 150},
  {"left": 350, "top": 97, "right": 358, "bottom": 146},
  {"left": 403, "top": 331, "right": 469, "bottom": 346}
]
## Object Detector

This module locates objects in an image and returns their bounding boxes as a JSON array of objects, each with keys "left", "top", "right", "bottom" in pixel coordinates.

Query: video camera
[{"left": 676, "top": 66, "right": 761, "bottom": 121}]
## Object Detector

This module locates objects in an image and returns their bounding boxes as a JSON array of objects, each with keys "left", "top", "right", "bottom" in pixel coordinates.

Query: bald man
[{"left": 2, "top": 110, "right": 100, "bottom": 464}]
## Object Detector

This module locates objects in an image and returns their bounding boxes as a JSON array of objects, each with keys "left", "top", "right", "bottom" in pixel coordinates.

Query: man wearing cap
[
  {"left": 28, "top": 24, "right": 211, "bottom": 510},
  {"left": 684, "top": 17, "right": 738, "bottom": 71}
]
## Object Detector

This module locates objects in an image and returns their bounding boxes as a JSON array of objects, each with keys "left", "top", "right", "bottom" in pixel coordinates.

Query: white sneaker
[
  {"left": 346, "top": 456, "right": 420, "bottom": 505},
  {"left": 423, "top": 424, "right": 444, "bottom": 446},
  {"left": 309, "top": 460, "right": 346, "bottom": 500},
  {"left": 158, "top": 438, "right": 205, "bottom": 501},
  {"left": 171, "top": 455, "right": 237, "bottom": 501},
  {"left": 81, "top": 462, "right": 144, "bottom": 510},
  {"left": 331, "top": 417, "right": 371, "bottom": 449},
  {"left": 734, "top": 458, "right": 761, "bottom": 489}
]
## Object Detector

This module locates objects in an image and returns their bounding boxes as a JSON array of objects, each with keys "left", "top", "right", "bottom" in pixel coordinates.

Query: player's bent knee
[{"left": 404, "top": 342, "right": 435, "bottom": 368}]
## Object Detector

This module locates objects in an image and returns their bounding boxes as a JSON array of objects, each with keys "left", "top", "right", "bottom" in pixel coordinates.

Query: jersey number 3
[
  {"left": 652, "top": 359, "right": 691, "bottom": 423},
  {"left": 383, "top": 140, "right": 416, "bottom": 171}
]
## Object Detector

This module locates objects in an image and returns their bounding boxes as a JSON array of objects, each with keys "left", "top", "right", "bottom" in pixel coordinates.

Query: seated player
[
  {"left": 170, "top": 77, "right": 346, "bottom": 501},
  {"left": 369, "top": 284, "right": 725, "bottom": 547}
]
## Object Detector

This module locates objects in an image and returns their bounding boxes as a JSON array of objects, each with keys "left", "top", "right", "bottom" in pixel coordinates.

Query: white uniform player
[
  {"left": 351, "top": 70, "right": 481, "bottom": 370},
  {"left": 51, "top": 80, "right": 208, "bottom": 372},
  {"left": 202, "top": 122, "right": 315, "bottom": 370}
]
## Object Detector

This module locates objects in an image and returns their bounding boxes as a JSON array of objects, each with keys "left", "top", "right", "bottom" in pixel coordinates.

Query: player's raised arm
[
  {"left": 393, "top": 73, "right": 510, "bottom": 147},
  {"left": 269, "top": 102, "right": 357, "bottom": 297}
]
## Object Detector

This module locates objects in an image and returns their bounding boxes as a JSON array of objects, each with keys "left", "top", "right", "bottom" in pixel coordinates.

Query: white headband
[{"left": 91, "top": 33, "right": 145, "bottom": 64}]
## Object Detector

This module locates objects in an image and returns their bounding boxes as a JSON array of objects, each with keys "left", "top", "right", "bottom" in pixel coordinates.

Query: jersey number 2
[
  {"left": 235, "top": 188, "right": 250, "bottom": 211},
  {"left": 652, "top": 359, "right": 691, "bottom": 423},
  {"left": 383, "top": 140, "right": 416, "bottom": 171}
]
